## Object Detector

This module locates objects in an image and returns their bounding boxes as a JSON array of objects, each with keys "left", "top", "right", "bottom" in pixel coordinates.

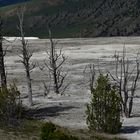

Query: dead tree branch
[
  {"left": 83, "top": 63, "right": 95, "bottom": 91},
  {"left": 42, "top": 29, "right": 68, "bottom": 95},
  {"left": 108, "top": 47, "right": 140, "bottom": 117}
]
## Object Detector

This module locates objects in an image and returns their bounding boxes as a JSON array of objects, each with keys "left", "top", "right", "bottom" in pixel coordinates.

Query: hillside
[
  {"left": 0, "top": 0, "right": 30, "bottom": 7},
  {"left": 1, "top": 0, "right": 140, "bottom": 38}
]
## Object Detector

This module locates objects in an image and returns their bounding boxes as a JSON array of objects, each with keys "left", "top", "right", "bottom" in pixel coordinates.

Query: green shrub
[
  {"left": 0, "top": 84, "right": 23, "bottom": 124},
  {"left": 86, "top": 74, "right": 122, "bottom": 134},
  {"left": 40, "top": 122, "right": 79, "bottom": 140}
]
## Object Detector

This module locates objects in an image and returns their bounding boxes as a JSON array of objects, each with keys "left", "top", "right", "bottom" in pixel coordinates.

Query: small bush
[
  {"left": 86, "top": 74, "right": 122, "bottom": 134},
  {"left": 0, "top": 84, "right": 23, "bottom": 124},
  {"left": 40, "top": 122, "right": 79, "bottom": 140}
]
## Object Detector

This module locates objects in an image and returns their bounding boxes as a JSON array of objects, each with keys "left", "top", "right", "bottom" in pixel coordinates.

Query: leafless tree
[
  {"left": 108, "top": 47, "right": 140, "bottom": 117},
  {"left": 0, "top": 16, "right": 7, "bottom": 87},
  {"left": 83, "top": 63, "right": 95, "bottom": 92},
  {"left": 42, "top": 29, "right": 68, "bottom": 95},
  {"left": 16, "top": 7, "right": 35, "bottom": 106}
]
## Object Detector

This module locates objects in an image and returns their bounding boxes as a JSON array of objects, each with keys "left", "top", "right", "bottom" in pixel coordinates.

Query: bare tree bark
[
  {"left": 0, "top": 16, "right": 7, "bottom": 87},
  {"left": 17, "top": 7, "right": 35, "bottom": 106}
]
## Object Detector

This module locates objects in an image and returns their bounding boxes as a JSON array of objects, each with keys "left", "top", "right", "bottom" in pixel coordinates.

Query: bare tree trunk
[
  {"left": 49, "top": 31, "right": 59, "bottom": 94},
  {"left": 53, "top": 69, "right": 60, "bottom": 94},
  {"left": 123, "top": 100, "right": 129, "bottom": 118},
  {"left": 128, "top": 97, "right": 133, "bottom": 117},
  {"left": 0, "top": 17, "right": 7, "bottom": 87},
  {"left": 17, "top": 7, "right": 34, "bottom": 106},
  {"left": 0, "top": 41, "right": 7, "bottom": 87},
  {"left": 26, "top": 68, "right": 32, "bottom": 105}
]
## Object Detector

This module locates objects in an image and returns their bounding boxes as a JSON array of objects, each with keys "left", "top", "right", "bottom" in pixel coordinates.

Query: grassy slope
[{"left": 0, "top": 119, "right": 126, "bottom": 140}]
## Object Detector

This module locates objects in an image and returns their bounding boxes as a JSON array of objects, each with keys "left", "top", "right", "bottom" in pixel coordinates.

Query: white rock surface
[{"left": 3, "top": 37, "right": 140, "bottom": 140}]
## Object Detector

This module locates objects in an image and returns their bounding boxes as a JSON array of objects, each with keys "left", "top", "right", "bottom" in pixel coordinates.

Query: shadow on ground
[
  {"left": 121, "top": 126, "right": 140, "bottom": 134},
  {"left": 25, "top": 105, "right": 77, "bottom": 119},
  {"left": 131, "top": 113, "right": 140, "bottom": 118}
]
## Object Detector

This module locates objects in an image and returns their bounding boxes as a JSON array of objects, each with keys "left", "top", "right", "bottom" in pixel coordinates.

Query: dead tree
[
  {"left": 109, "top": 47, "right": 140, "bottom": 117},
  {"left": 17, "top": 7, "right": 35, "bottom": 106},
  {"left": 83, "top": 64, "right": 95, "bottom": 92},
  {"left": 43, "top": 29, "right": 68, "bottom": 95},
  {"left": 0, "top": 16, "right": 7, "bottom": 87}
]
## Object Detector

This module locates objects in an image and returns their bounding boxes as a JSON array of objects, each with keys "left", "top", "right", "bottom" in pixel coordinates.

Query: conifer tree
[{"left": 86, "top": 74, "right": 122, "bottom": 134}]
